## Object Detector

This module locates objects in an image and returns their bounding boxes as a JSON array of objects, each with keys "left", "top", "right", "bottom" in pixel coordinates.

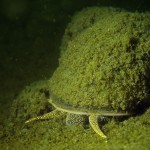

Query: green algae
[
  {"left": 0, "top": 80, "right": 150, "bottom": 150},
  {"left": 105, "top": 108, "right": 150, "bottom": 150},
  {"left": 1, "top": 6, "right": 150, "bottom": 150},
  {"left": 50, "top": 7, "right": 150, "bottom": 113}
]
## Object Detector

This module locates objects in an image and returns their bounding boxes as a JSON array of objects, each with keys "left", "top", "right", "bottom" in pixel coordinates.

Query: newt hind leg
[
  {"left": 25, "top": 109, "right": 64, "bottom": 124},
  {"left": 89, "top": 114, "right": 107, "bottom": 138}
]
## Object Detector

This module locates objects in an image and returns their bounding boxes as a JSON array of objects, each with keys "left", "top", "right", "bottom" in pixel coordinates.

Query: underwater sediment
[{"left": 1, "top": 6, "right": 150, "bottom": 150}]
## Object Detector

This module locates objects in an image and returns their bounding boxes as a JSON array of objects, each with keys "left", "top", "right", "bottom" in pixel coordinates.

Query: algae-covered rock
[
  {"left": 1, "top": 7, "right": 150, "bottom": 150},
  {"left": 5, "top": 80, "right": 52, "bottom": 134},
  {"left": 50, "top": 7, "right": 150, "bottom": 113},
  {"left": 2, "top": 80, "right": 150, "bottom": 149}
]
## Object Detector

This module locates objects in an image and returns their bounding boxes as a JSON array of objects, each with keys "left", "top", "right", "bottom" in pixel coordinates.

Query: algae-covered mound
[
  {"left": 5, "top": 80, "right": 51, "bottom": 133},
  {"left": 50, "top": 7, "right": 150, "bottom": 113}
]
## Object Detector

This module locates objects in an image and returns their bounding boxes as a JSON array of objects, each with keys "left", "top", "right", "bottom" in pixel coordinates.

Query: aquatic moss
[
  {"left": 1, "top": 6, "right": 150, "bottom": 150},
  {"left": 1, "top": 80, "right": 150, "bottom": 150},
  {"left": 50, "top": 7, "right": 150, "bottom": 112},
  {"left": 3, "top": 80, "right": 52, "bottom": 137},
  {"left": 60, "top": 7, "right": 124, "bottom": 54}
]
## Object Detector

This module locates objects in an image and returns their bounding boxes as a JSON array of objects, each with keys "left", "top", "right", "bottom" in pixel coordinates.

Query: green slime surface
[
  {"left": 1, "top": 7, "right": 150, "bottom": 150},
  {"left": 50, "top": 7, "right": 150, "bottom": 112},
  {"left": 1, "top": 80, "right": 150, "bottom": 150}
]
